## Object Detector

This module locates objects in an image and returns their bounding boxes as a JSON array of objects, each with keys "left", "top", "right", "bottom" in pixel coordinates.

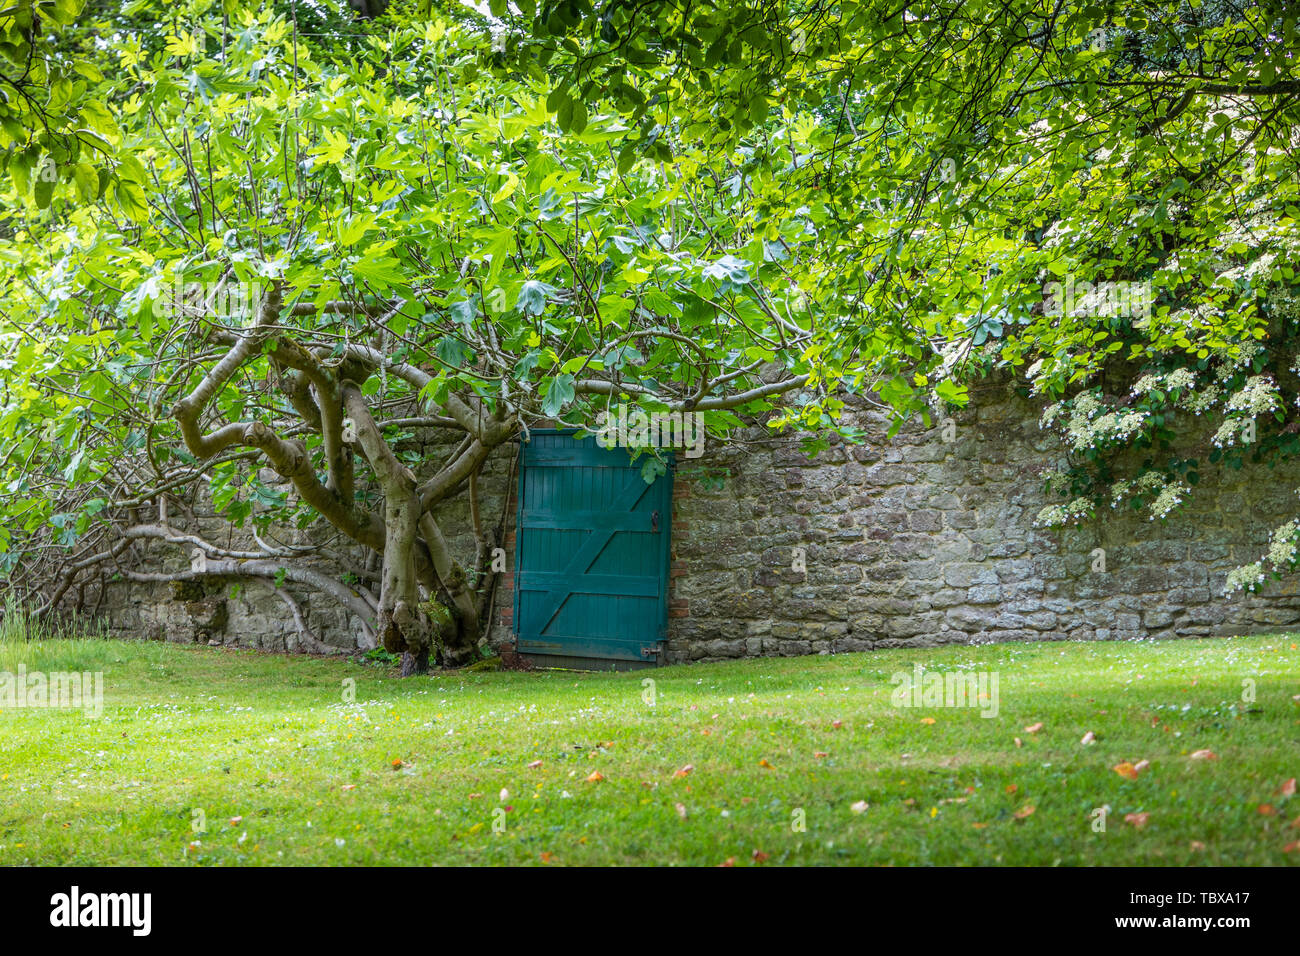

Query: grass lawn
[{"left": 1, "top": 633, "right": 1298, "bottom": 866}]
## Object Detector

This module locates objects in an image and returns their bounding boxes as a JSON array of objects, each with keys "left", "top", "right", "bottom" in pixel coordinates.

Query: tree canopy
[
  {"left": 0, "top": 4, "right": 826, "bottom": 668},
  {"left": 2, "top": 0, "right": 1299, "bottom": 668}
]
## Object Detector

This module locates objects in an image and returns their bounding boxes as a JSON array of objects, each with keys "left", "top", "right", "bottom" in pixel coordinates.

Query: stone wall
[
  {"left": 86, "top": 382, "right": 1300, "bottom": 662},
  {"left": 660, "top": 388, "right": 1300, "bottom": 661}
]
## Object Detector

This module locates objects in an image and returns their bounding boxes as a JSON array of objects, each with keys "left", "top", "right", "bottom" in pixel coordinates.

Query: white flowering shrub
[
  {"left": 1226, "top": 562, "right": 1267, "bottom": 593},
  {"left": 1035, "top": 497, "right": 1095, "bottom": 527},
  {"left": 1229, "top": 519, "right": 1300, "bottom": 594},
  {"left": 1034, "top": 331, "right": 1300, "bottom": 593}
]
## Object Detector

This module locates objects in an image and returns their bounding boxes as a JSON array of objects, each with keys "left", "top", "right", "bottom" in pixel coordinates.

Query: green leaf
[
  {"left": 436, "top": 335, "right": 469, "bottom": 369},
  {"left": 542, "top": 373, "right": 575, "bottom": 417},
  {"left": 33, "top": 174, "right": 54, "bottom": 209},
  {"left": 617, "top": 141, "right": 637, "bottom": 175},
  {"left": 546, "top": 86, "right": 568, "bottom": 113},
  {"left": 114, "top": 177, "right": 149, "bottom": 221},
  {"left": 569, "top": 99, "right": 589, "bottom": 134}
]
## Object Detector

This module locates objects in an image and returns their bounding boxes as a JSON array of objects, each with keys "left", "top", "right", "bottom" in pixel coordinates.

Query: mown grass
[{"left": 1, "top": 631, "right": 1297, "bottom": 866}]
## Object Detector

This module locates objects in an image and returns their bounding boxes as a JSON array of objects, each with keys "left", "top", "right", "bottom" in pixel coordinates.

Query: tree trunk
[
  {"left": 400, "top": 645, "right": 430, "bottom": 676},
  {"left": 418, "top": 513, "right": 480, "bottom": 666},
  {"left": 343, "top": 383, "right": 434, "bottom": 670},
  {"left": 375, "top": 480, "right": 429, "bottom": 661},
  {"left": 439, "top": 620, "right": 478, "bottom": 667}
]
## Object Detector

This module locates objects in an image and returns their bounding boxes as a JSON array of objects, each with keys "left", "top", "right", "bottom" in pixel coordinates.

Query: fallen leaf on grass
[
  {"left": 1283, "top": 842, "right": 1300, "bottom": 854},
  {"left": 832, "top": 720, "right": 843, "bottom": 729},
  {"left": 1024, "top": 722, "right": 1044, "bottom": 734},
  {"left": 972, "top": 822, "right": 989, "bottom": 829},
  {"left": 850, "top": 800, "right": 869, "bottom": 814},
  {"left": 1080, "top": 731, "right": 1096, "bottom": 746},
  {"left": 1279, "top": 777, "right": 1296, "bottom": 797},
  {"left": 1005, "top": 784, "right": 1018, "bottom": 794},
  {"left": 539, "top": 851, "right": 554, "bottom": 863},
  {"left": 1013, "top": 805, "right": 1036, "bottom": 820},
  {"left": 758, "top": 758, "right": 773, "bottom": 769},
  {"left": 1190, "top": 841, "right": 1206, "bottom": 851},
  {"left": 229, "top": 816, "right": 242, "bottom": 826},
  {"left": 340, "top": 785, "right": 356, "bottom": 791},
  {"left": 1134, "top": 759, "right": 1150, "bottom": 773},
  {"left": 1258, "top": 804, "right": 1277, "bottom": 816},
  {"left": 1113, "top": 762, "right": 1140, "bottom": 780},
  {"left": 717, "top": 858, "right": 735, "bottom": 868},
  {"left": 920, "top": 717, "right": 936, "bottom": 725},
  {"left": 1190, "top": 749, "right": 1218, "bottom": 761},
  {"left": 751, "top": 849, "right": 770, "bottom": 863},
  {"left": 527, "top": 760, "right": 543, "bottom": 770},
  {"left": 674, "top": 764, "right": 694, "bottom": 778},
  {"left": 813, "top": 751, "right": 829, "bottom": 759},
  {"left": 1013, "top": 737, "right": 1023, "bottom": 748},
  {"left": 675, "top": 803, "right": 688, "bottom": 820},
  {"left": 1125, "top": 812, "right": 1150, "bottom": 828},
  {"left": 585, "top": 771, "right": 604, "bottom": 783}
]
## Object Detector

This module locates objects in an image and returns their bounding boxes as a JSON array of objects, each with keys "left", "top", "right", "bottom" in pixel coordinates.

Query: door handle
[{"left": 651, "top": 510, "right": 660, "bottom": 532}]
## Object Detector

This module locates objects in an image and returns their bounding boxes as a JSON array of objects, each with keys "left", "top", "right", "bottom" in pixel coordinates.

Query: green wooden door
[{"left": 513, "top": 430, "right": 673, "bottom": 666}]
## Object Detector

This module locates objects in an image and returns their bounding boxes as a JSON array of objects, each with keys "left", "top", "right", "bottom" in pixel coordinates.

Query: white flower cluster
[
  {"left": 1266, "top": 519, "right": 1300, "bottom": 572},
  {"left": 1209, "top": 376, "right": 1280, "bottom": 447},
  {"left": 1215, "top": 341, "right": 1266, "bottom": 380},
  {"left": 1108, "top": 472, "right": 1156, "bottom": 505},
  {"left": 1131, "top": 367, "right": 1198, "bottom": 397},
  {"left": 1212, "top": 418, "right": 1245, "bottom": 448},
  {"left": 1269, "top": 287, "right": 1300, "bottom": 324},
  {"left": 1223, "top": 375, "right": 1280, "bottom": 417},
  {"left": 1227, "top": 517, "right": 1300, "bottom": 595},
  {"left": 1148, "top": 480, "right": 1189, "bottom": 520},
  {"left": 1108, "top": 472, "right": 1188, "bottom": 520},
  {"left": 1035, "top": 497, "right": 1094, "bottom": 528},
  {"left": 1039, "top": 466, "right": 1068, "bottom": 491},
  {"left": 1131, "top": 375, "right": 1158, "bottom": 396},
  {"left": 1182, "top": 385, "right": 1221, "bottom": 415},
  {"left": 1226, "top": 561, "right": 1267, "bottom": 593},
  {"left": 1059, "top": 393, "right": 1147, "bottom": 451},
  {"left": 1041, "top": 390, "right": 1156, "bottom": 451}
]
